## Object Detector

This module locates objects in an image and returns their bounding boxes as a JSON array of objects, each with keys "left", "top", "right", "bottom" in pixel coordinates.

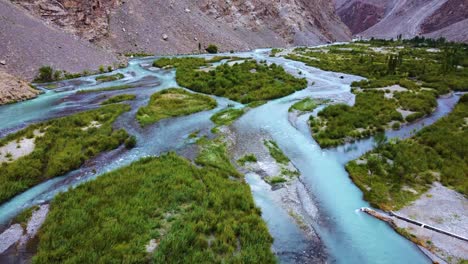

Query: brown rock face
[
  {"left": 337, "top": 1, "right": 385, "bottom": 35},
  {"left": 0, "top": 71, "right": 40, "bottom": 105},
  {"left": 337, "top": 0, "right": 468, "bottom": 43},
  {"left": 197, "top": 0, "right": 351, "bottom": 44},
  {"left": 0, "top": 0, "right": 121, "bottom": 80},
  {"left": 11, "top": 0, "right": 351, "bottom": 54},
  {"left": 12, "top": 0, "right": 121, "bottom": 41},
  {"left": 421, "top": 0, "right": 468, "bottom": 34}
]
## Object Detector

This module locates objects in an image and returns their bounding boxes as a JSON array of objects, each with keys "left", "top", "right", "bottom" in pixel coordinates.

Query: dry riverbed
[
  {"left": 0, "top": 204, "right": 49, "bottom": 256},
  {"left": 221, "top": 123, "right": 327, "bottom": 263}
]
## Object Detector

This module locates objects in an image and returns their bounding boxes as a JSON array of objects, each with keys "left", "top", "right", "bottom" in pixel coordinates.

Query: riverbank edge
[{"left": 360, "top": 207, "right": 463, "bottom": 264}]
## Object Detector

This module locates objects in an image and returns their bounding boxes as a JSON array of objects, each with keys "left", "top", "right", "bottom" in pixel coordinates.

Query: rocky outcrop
[
  {"left": 336, "top": 1, "right": 385, "bottom": 35},
  {"left": 0, "top": 71, "right": 41, "bottom": 105},
  {"left": 11, "top": 0, "right": 121, "bottom": 42},
  {"left": 337, "top": 0, "right": 468, "bottom": 43},
  {"left": 0, "top": 0, "right": 121, "bottom": 80},
  {"left": 420, "top": 0, "right": 468, "bottom": 34}
]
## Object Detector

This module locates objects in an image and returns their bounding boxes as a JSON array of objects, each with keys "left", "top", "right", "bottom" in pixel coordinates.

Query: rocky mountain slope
[
  {"left": 336, "top": 0, "right": 468, "bottom": 42},
  {"left": 0, "top": 71, "right": 41, "bottom": 105},
  {"left": 0, "top": 0, "right": 121, "bottom": 80},
  {"left": 7, "top": 0, "right": 350, "bottom": 64}
]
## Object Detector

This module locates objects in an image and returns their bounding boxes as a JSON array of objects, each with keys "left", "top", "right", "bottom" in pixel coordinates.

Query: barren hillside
[
  {"left": 9, "top": 0, "right": 351, "bottom": 57},
  {"left": 0, "top": 71, "right": 41, "bottom": 105},
  {"left": 337, "top": 0, "right": 468, "bottom": 42},
  {"left": 0, "top": 0, "right": 121, "bottom": 80}
]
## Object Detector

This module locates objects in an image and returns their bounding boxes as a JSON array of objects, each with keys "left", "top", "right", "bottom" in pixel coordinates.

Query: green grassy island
[
  {"left": 153, "top": 57, "right": 308, "bottom": 103},
  {"left": 285, "top": 38, "right": 468, "bottom": 147},
  {"left": 0, "top": 104, "right": 130, "bottom": 203},
  {"left": 136, "top": 88, "right": 217, "bottom": 126},
  {"left": 346, "top": 94, "right": 468, "bottom": 210},
  {"left": 33, "top": 150, "right": 275, "bottom": 263}
]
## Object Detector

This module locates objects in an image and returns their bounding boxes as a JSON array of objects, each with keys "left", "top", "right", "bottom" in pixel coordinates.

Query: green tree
[
  {"left": 36, "top": 66, "right": 54, "bottom": 82},
  {"left": 206, "top": 44, "right": 218, "bottom": 54}
]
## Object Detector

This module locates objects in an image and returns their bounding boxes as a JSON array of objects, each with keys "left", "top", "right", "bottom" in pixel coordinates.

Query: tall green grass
[
  {"left": 136, "top": 88, "right": 217, "bottom": 126},
  {"left": 0, "top": 104, "right": 130, "bottom": 203},
  {"left": 33, "top": 151, "right": 276, "bottom": 263},
  {"left": 346, "top": 94, "right": 468, "bottom": 210}
]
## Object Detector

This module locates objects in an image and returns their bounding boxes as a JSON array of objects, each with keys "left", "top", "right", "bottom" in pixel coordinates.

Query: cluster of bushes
[
  {"left": 310, "top": 92, "right": 402, "bottom": 147},
  {"left": 346, "top": 94, "right": 468, "bottom": 210},
  {"left": 101, "top": 94, "right": 136, "bottom": 105},
  {"left": 0, "top": 104, "right": 131, "bottom": 203},
  {"left": 195, "top": 137, "right": 240, "bottom": 177},
  {"left": 34, "top": 152, "right": 276, "bottom": 263},
  {"left": 210, "top": 107, "right": 245, "bottom": 126},
  {"left": 136, "top": 88, "right": 217, "bottom": 126},
  {"left": 286, "top": 39, "right": 467, "bottom": 147},
  {"left": 158, "top": 58, "right": 307, "bottom": 103},
  {"left": 270, "top": 48, "right": 283, "bottom": 57},
  {"left": 35, "top": 65, "right": 121, "bottom": 84},
  {"left": 205, "top": 44, "right": 219, "bottom": 54},
  {"left": 237, "top": 154, "right": 258, "bottom": 166},
  {"left": 264, "top": 140, "right": 290, "bottom": 165},
  {"left": 153, "top": 57, "right": 308, "bottom": 103},
  {"left": 289, "top": 98, "right": 322, "bottom": 112},
  {"left": 95, "top": 73, "right": 125, "bottom": 83},
  {"left": 289, "top": 39, "right": 468, "bottom": 95}
]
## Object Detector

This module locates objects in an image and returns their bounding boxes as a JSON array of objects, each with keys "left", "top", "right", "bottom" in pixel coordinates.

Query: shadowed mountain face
[{"left": 336, "top": 0, "right": 468, "bottom": 42}]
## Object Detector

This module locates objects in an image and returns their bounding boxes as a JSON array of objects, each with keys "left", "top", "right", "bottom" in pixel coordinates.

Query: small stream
[{"left": 0, "top": 49, "right": 461, "bottom": 263}]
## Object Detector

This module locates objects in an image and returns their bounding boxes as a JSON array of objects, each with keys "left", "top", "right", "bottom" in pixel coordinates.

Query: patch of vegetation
[
  {"left": 267, "top": 176, "right": 287, "bottom": 185},
  {"left": 33, "top": 152, "right": 276, "bottom": 263},
  {"left": 124, "top": 135, "right": 137, "bottom": 149},
  {"left": 286, "top": 38, "right": 468, "bottom": 147},
  {"left": 136, "top": 88, "right": 217, "bottom": 126},
  {"left": 237, "top": 154, "right": 258, "bottom": 166},
  {"left": 160, "top": 57, "right": 307, "bottom": 103},
  {"left": 153, "top": 57, "right": 208, "bottom": 69},
  {"left": 34, "top": 65, "right": 123, "bottom": 83},
  {"left": 246, "top": 100, "right": 267, "bottom": 108},
  {"left": 34, "top": 66, "right": 56, "bottom": 83},
  {"left": 124, "top": 52, "right": 154, "bottom": 57},
  {"left": 309, "top": 92, "right": 403, "bottom": 147},
  {"left": 188, "top": 130, "right": 200, "bottom": 139},
  {"left": 210, "top": 108, "right": 245, "bottom": 126},
  {"left": 264, "top": 140, "right": 290, "bottom": 165},
  {"left": 195, "top": 137, "right": 240, "bottom": 177},
  {"left": 0, "top": 104, "right": 130, "bottom": 203},
  {"left": 346, "top": 94, "right": 468, "bottom": 210},
  {"left": 289, "top": 98, "right": 322, "bottom": 112},
  {"left": 12, "top": 205, "right": 40, "bottom": 229},
  {"left": 95, "top": 73, "right": 125, "bottom": 83},
  {"left": 270, "top": 48, "right": 283, "bottom": 57},
  {"left": 101, "top": 94, "right": 136, "bottom": 105},
  {"left": 206, "top": 44, "right": 219, "bottom": 54},
  {"left": 77, "top": 84, "right": 136, "bottom": 94}
]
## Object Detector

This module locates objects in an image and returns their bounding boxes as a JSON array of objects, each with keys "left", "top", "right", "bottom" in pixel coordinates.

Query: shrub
[
  {"left": 124, "top": 136, "right": 137, "bottom": 149},
  {"left": 35, "top": 66, "right": 54, "bottom": 82},
  {"left": 206, "top": 44, "right": 219, "bottom": 54},
  {"left": 237, "top": 154, "right": 257, "bottom": 166}
]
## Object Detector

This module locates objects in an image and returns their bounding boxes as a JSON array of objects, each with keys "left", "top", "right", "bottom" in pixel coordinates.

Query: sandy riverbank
[{"left": 362, "top": 182, "right": 467, "bottom": 264}]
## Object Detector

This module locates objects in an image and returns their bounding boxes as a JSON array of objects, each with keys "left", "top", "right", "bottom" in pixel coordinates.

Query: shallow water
[{"left": 0, "top": 49, "right": 456, "bottom": 263}]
